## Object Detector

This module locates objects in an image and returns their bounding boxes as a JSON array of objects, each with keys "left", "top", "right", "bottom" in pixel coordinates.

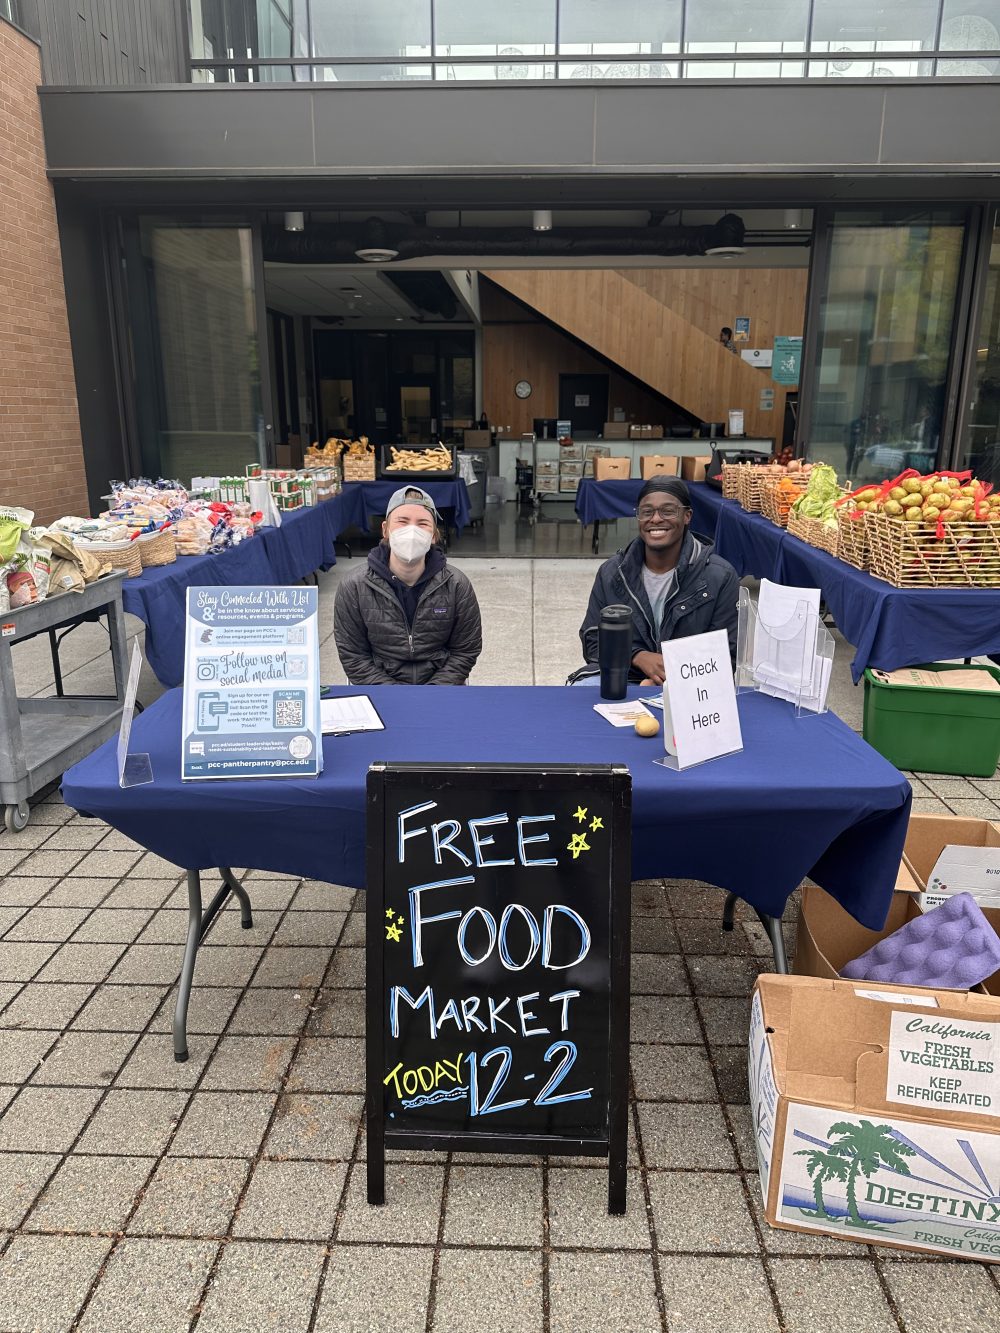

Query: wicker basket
[
  {"left": 76, "top": 538, "right": 143, "bottom": 579},
  {"left": 342, "top": 454, "right": 376, "bottom": 482},
  {"left": 866, "top": 511, "right": 1000, "bottom": 588},
  {"left": 835, "top": 510, "right": 869, "bottom": 570},
  {"left": 721, "top": 462, "right": 745, "bottom": 500},
  {"left": 760, "top": 475, "right": 807, "bottom": 527},
  {"left": 737, "top": 466, "right": 768, "bottom": 513},
  {"left": 137, "top": 528, "right": 176, "bottom": 568},
  {"left": 787, "top": 513, "right": 839, "bottom": 557}
]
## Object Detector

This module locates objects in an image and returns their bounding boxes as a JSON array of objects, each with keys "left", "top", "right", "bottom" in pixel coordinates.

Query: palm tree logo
[{"left": 796, "top": 1119, "right": 916, "bottom": 1228}]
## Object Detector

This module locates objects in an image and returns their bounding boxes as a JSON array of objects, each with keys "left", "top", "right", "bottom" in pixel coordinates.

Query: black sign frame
[{"left": 366, "top": 761, "right": 632, "bottom": 1214}]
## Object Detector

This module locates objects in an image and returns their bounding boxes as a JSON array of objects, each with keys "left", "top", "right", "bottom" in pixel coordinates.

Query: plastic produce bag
[{"left": 0, "top": 506, "right": 33, "bottom": 561}]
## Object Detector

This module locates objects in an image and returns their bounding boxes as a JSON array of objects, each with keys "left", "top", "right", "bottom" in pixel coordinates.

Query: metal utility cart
[{"left": 0, "top": 571, "right": 128, "bottom": 832}]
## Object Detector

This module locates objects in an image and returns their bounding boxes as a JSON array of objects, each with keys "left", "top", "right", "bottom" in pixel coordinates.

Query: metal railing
[{"left": 188, "top": 48, "right": 1000, "bottom": 83}]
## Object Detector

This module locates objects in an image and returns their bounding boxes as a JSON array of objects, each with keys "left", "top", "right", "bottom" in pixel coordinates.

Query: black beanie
[{"left": 637, "top": 476, "right": 691, "bottom": 507}]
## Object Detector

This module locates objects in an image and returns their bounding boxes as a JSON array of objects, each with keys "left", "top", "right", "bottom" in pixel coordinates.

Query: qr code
[{"left": 275, "top": 697, "right": 304, "bottom": 728}]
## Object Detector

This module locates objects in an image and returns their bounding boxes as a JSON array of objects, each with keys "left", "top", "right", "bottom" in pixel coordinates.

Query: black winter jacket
[
  {"left": 579, "top": 531, "right": 740, "bottom": 680},
  {"left": 334, "top": 544, "right": 482, "bottom": 685}
]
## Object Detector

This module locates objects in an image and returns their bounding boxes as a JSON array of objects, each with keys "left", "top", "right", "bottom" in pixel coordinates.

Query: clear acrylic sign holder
[
  {"left": 117, "top": 640, "right": 153, "bottom": 788},
  {"left": 735, "top": 587, "right": 833, "bottom": 716}
]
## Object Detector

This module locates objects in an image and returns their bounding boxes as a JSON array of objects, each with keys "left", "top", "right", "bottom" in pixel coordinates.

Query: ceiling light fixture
[
  {"left": 284, "top": 211, "right": 305, "bottom": 232},
  {"left": 783, "top": 208, "right": 803, "bottom": 230},
  {"left": 532, "top": 209, "right": 552, "bottom": 232},
  {"left": 704, "top": 245, "right": 746, "bottom": 259},
  {"left": 355, "top": 246, "right": 399, "bottom": 262}
]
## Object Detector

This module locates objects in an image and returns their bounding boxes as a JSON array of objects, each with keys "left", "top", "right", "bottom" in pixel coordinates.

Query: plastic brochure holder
[
  {"left": 735, "top": 586, "right": 833, "bottom": 716},
  {"left": 118, "top": 641, "right": 153, "bottom": 789}
]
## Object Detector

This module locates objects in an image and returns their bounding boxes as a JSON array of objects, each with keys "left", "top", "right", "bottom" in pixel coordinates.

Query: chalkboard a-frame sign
[{"left": 366, "top": 762, "right": 632, "bottom": 1214}]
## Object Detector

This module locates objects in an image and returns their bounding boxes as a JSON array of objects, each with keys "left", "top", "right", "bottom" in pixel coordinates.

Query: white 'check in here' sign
[{"left": 660, "top": 629, "right": 743, "bottom": 770}]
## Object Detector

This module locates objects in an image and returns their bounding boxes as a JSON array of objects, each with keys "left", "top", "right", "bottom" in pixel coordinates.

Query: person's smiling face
[{"left": 637, "top": 497, "right": 691, "bottom": 553}]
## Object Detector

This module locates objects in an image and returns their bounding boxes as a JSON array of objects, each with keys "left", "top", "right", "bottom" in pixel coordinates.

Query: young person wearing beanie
[
  {"left": 334, "top": 485, "right": 482, "bottom": 684},
  {"left": 576, "top": 475, "right": 740, "bottom": 685}
]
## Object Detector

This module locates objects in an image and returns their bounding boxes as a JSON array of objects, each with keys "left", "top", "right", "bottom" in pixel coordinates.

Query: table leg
[
  {"left": 174, "top": 868, "right": 255, "bottom": 1062},
  {"left": 721, "top": 892, "right": 788, "bottom": 973},
  {"left": 592, "top": 520, "right": 600, "bottom": 555},
  {"left": 174, "top": 870, "right": 203, "bottom": 1064}
]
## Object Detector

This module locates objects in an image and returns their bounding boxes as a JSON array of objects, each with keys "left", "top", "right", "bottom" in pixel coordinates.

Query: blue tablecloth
[
  {"left": 347, "top": 479, "right": 471, "bottom": 534},
  {"left": 62, "top": 684, "right": 911, "bottom": 929},
  {"left": 686, "top": 483, "right": 1000, "bottom": 682},
  {"left": 575, "top": 479, "right": 644, "bottom": 526}
]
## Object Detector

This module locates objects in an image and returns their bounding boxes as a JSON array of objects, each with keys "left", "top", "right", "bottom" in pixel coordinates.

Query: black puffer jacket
[
  {"left": 334, "top": 544, "right": 482, "bottom": 685},
  {"left": 578, "top": 531, "right": 740, "bottom": 680}
]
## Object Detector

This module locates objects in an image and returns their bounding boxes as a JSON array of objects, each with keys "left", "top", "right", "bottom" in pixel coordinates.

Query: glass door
[
  {"left": 120, "top": 219, "right": 270, "bottom": 481},
  {"left": 956, "top": 214, "right": 1000, "bottom": 486},
  {"left": 803, "top": 207, "right": 967, "bottom": 485},
  {"left": 398, "top": 378, "right": 437, "bottom": 443}
]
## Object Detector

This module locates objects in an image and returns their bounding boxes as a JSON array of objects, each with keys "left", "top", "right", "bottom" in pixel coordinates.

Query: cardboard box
[
  {"left": 585, "top": 444, "right": 611, "bottom": 461},
  {"left": 463, "top": 429, "right": 492, "bottom": 449},
  {"left": 750, "top": 974, "right": 1000, "bottom": 1262},
  {"left": 794, "top": 818, "right": 1000, "bottom": 997},
  {"left": 902, "top": 813, "right": 1000, "bottom": 891},
  {"left": 559, "top": 461, "right": 584, "bottom": 478},
  {"left": 275, "top": 441, "right": 303, "bottom": 469},
  {"left": 603, "top": 422, "right": 631, "bottom": 440},
  {"left": 630, "top": 425, "right": 650, "bottom": 439},
  {"left": 594, "top": 456, "right": 631, "bottom": 481},
  {"left": 648, "top": 425, "right": 665, "bottom": 439},
  {"left": 681, "top": 454, "right": 712, "bottom": 482},
  {"left": 559, "top": 477, "right": 581, "bottom": 493},
  {"left": 640, "top": 455, "right": 679, "bottom": 480}
]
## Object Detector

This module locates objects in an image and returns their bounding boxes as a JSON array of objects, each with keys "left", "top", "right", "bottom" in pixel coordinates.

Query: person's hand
[{"left": 632, "top": 651, "right": 665, "bottom": 685}]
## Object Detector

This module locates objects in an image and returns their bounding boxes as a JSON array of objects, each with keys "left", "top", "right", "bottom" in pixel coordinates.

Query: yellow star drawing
[
  {"left": 385, "top": 907, "right": 395, "bottom": 919},
  {"left": 396, "top": 914, "right": 404, "bottom": 925},
  {"left": 567, "top": 831, "right": 591, "bottom": 859},
  {"left": 573, "top": 805, "right": 588, "bottom": 823},
  {"left": 385, "top": 921, "right": 403, "bottom": 943},
  {"left": 590, "top": 816, "right": 604, "bottom": 832}
]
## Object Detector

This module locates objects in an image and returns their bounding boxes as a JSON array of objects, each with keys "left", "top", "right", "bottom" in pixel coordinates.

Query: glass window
[
  {"left": 939, "top": 2, "right": 1000, "bottom": 76},
  {"left": 189, "top": 0, "right": 308, "bottom": 75},
  {"left": 128, "top": 222, "right": 265, "bottom": 478},
  {"left": 435, "top": 0, "right": 555, "bottom": 76},
  {"left": 684, "top": 0, "right": 807, "bottom": 78},
  {"left": 957, "top": 218, "right": 1000, "bottom": 484},
  {"left": 685, "top": 0, "right": 808, "bottom": 44},
  {"left": 310, "top": 1, "right": 431, "bottom": 58},
  {"left": 558, "top": 0, "right": 681, "bottom": 48},
  {"left": 807, "top": 209, "right": 967, "bottom": 485},
  {"left": 809, "top": 1, "right": 938, "bottom": 77}
]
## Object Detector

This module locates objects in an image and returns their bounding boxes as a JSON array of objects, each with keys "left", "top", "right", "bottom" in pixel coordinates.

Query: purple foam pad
[{"left": 840, "top": 892, "right": 1000, "bottom": 990}]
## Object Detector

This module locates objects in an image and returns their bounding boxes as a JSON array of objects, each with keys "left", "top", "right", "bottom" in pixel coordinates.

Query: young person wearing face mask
[
  {"left": 333, "top": 486, "right": 483, "bottom": 685},
  {"left": 574, "top": 476, "right": 740, "bottom": 685}
]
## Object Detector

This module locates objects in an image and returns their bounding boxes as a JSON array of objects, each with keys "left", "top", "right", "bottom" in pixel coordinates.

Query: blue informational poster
[
  {"left": 772, "top": 336, "right": 802, "bottom": 385},
  {"left": 181, "top": 586, "right": 322, "bottom": 781}
]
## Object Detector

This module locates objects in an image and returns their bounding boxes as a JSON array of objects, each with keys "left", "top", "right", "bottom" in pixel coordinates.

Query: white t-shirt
[{"left": 642, "top": 565, "right": 677, "bottom": 633}]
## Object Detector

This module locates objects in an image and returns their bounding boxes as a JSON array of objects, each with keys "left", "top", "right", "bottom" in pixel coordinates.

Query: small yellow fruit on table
[{"left": 635, "top": 713, "right": 660, "bottom": 738}]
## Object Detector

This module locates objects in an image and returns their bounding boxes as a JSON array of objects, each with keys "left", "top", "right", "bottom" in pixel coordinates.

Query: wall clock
[{"left": 514, "top": 379, "right": 532, "bottom": 399}]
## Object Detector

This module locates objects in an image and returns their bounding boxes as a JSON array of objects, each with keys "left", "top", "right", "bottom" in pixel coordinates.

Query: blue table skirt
[
  {"left": 62, "top": 684, "right": 911, "bottom": 929},
  {"left": 686, "top": 483, "right": 1000, "bottom": 682}
]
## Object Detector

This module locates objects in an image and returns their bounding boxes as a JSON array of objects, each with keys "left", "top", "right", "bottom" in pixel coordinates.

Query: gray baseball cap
[{"left": 385, "top": 485, "right": 440, "bottom": 520}]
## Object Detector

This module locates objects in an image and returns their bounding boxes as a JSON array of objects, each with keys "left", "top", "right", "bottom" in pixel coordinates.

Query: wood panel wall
[
  {"left": 619, "top": 268, "right": 807, "bottom": 349},
  {"left": 484, "top": 268, "right": 806, "bottom": 441},
  {"left": 482, "top": 284, "right": 695, "bottom": 437}
]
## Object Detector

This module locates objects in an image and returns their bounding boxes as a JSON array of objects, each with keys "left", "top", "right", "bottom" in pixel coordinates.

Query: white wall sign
[
  {"left": 659, "top": 629, "right": 743, "bottom": 770},
  {"left": 741, "top": 349, "right": 773, "bottom": 367}
]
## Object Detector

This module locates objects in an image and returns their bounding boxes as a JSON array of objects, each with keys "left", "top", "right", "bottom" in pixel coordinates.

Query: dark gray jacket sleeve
[
  {"left": 579, "top": 567, "right": 607, "bottom": 664},
  {"left": 426, "top": 572, "right": 483, "bottom": 684},
  {"left": 333, "top": 576, "right": 399, "bottom": 685}
]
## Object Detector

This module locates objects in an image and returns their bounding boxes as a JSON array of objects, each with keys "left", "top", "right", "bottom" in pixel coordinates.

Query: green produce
[{"left": 790, "top": 463, "right": 840, "bottom": 527}]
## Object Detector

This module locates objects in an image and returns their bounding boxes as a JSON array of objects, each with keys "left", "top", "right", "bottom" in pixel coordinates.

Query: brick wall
[{"left": 0, "top": 20, "right": 90, "bottom": 525}]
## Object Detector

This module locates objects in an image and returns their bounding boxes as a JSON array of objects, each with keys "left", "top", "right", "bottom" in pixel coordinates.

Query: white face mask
[{"left": 388, "top": 525, "right": 433, "bottom": 563}]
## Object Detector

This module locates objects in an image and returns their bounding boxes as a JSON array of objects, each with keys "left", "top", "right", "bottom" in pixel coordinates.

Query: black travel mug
[{"left": 599, "top": 604, "right": 632, "bottom": 700}]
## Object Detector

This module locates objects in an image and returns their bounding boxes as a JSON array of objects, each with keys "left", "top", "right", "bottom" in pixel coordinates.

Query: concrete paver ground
[{"left": 1, "top": 556, "right": 999, "bottom": 1331}]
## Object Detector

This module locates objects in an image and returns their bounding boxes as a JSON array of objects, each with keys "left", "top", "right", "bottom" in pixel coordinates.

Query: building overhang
[{"left": 38, "top": 79, "right": 1000, "bottom": 206}]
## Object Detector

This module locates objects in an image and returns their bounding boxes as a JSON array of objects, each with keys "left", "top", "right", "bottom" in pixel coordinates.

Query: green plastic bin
[{"left": 862, "top": 663, "right": 1000, "bottom": 777}]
